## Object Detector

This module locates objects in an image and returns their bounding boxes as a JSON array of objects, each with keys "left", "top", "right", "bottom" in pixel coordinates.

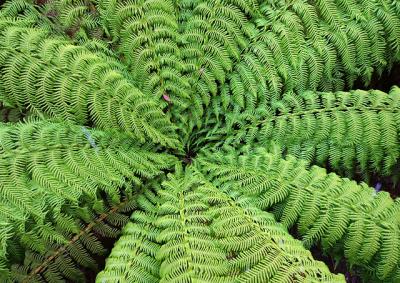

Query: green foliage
[
  {"left": 197, "top": 87, "right": 400, "bottom": 181},
  {"left": 174, "top": 0, "right": 258, "bottom": 130},
  {"left": 0, "top": 0, "right": 52, "bottom": 27},
  {"left": 97, "top": 167, "right": 344, "bottom": 282},
  {"left": 98, "top": 0, "right": 260, "bottom": 138},
  {"left": 41, "top": 0, "right": 104, "bottom": 41},
  {"left": 201, "top": 0, "right": 400, "bottom": 127},
  {"left": 0, "top": 0, "right": 400, "bottom": 282},
  {"left": 10, "top": 198, "right": 135, "bottom": 283},
  {"left": 196, "top": 147, "right": 400, "bottom": 281},
  {"left": 0, "top": 17, "right": 180, "bottom": 149},
  {"left": 99, "top": 0, "right": 190, "bottom": 104},
  {"left": 0, "top": 120, "right": 176, "bottom": 281}
]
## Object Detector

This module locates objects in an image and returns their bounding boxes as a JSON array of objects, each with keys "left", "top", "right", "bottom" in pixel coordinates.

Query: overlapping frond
[
  {"left": 11, "top": 198, "right": 136, "bottom": 283},
  {"left": 97, "top": 166, "right": 344, "bottom": 282},
  {"left": 0, "top": 0, "right": 52, "bottom": 28},
  {"left": 0, "top": 120, "right": 176, "bottom": 281},
  {"left": 97, "top": 0, "right": 260, "bottom": 139},
  {"left": 41, "top": 0, "right": 104, "bottom": 41},
  {"left": 0, "top": 16, "right": 180, "bottom": 148},
  {"left": 99, "top": 0, "right": 190, "bottom": 106},
  {"left": 96, "top": 189, "right": 162, "bottom": 283},
  {"left": 201, "top": 0, "right": 400, "bottom": 125},
  {"left": 176, "top": 0, "right": 258, "bottom": 128},
  {"left": 197, "top": 147, "right": 400, "bottom": 281},
  {"left": 0, "top": 0, "right": 399, "bottom": 282},
  {"left": 197, "top": 87, "right": 400, "bottom": 181}
]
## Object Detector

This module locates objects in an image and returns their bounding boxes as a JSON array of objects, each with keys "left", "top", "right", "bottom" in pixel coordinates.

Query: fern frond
[
  {"left": 41, "top": 0, "right": 104, "bottom": 41},
  {"left": 0, "top": 19, "right": 180, "bottom": 148},
  {"left": 98, "top": 166, "right": 344, "bottom": 282},
  {"left": 98, "top": 0, "right": 259, "bottom": 140},
  {"left": 197, "top": 147, "right": 400, "bottom": 281},
  {"left": 98, "top": 0, "right": 191, "bottom": 113},
  {"left": 0, "top": 120, "right": 176, "bottom": 280},
  {"left": 96, "top": 189, "right": 162, "bottom": 283},
  {"left": 199, "top": 0, "right": 400, "bottom": 127},
  {"left": 1, "top": 1, "right": 400, "bottom": 282},
  {"left": 0, "top": 0, "right": 53, "bottom": 29},
  {"left": 197, "top": 87, "right": 400, "bottom": 181},
  {"left": 12, "top": 198, "right": 135, "bottom": 283},
  {"left": 178, "top": 0, "right": 258, "bottom": 132}
]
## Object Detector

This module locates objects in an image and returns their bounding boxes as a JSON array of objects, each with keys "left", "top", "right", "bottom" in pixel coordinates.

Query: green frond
[
  {"left": 0, "top": 120, "right": 177, "bottom": 280},
  {"left": 0, "top": 0, "right": 400, "bottom": 282},
  {"left": 40, "top": 0, "right": 104, "bottom": 41},
  {"left": 198, "top": 87, "right": 400, "bottom": 181},
  {"left": 98, "top": 167, "right": 344, "bottom": 282},
  {"left": 0, "top": 0, "right": 53, "bottom": 29},
  {"left": 198, "top": 0, "right": 400, "bottom": 128},
  {"left": 98, "top": 0, "right": 190, "bottom": 100},
  {"left": 98, "top": 0, "right": 259, "bottom": 141},
  {"left": 0, "top": 18, "right": 180, "bottom": 148},
  {"left": 196, "top": 147, "right": 400, "bottom": 281}
]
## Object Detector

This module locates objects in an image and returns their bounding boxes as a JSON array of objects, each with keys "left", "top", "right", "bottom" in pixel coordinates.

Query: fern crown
[{"left": 0, "top": 0, "right": 400, "bottom": 282}]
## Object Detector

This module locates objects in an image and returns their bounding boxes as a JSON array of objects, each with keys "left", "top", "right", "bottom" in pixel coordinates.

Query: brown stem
[{"left": 24, "top": 199, "right": 129, "bottom": 282}]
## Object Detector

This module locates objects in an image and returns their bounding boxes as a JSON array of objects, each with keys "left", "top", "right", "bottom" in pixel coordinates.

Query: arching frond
[
  {"left": 200, "top": 0, "right": 400, "bottom": 127},
  {"left": 98, "top": 0, "right": 260, "bottom": 140},
  {"left": 0, "top": 120, "right": 176, "bottom": 280},
  {"left": 197, "top": 147, "right": 400, "bottom": 281},
  {"left": 0, "top": 1, "right": 399, "bottom": 282},
  {"left": 97, "top": 166, "right": 344, "bottom": 282},
  {"left": 0, "top": 19, "right": 180, "bottom": 149},
  {"left": 197, "top": 87, "right": 400, "bottom": 181}
]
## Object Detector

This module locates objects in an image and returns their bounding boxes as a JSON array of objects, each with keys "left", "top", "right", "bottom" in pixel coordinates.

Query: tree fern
[
  {"left": 0, "top": 0, "right": 400, "bottom": 282},
  {"left": 197, "top": 147, "right": 400, "bottom": 281},
  {"left": 97, "top": 166, "right": 344, "bottom": 282}
]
